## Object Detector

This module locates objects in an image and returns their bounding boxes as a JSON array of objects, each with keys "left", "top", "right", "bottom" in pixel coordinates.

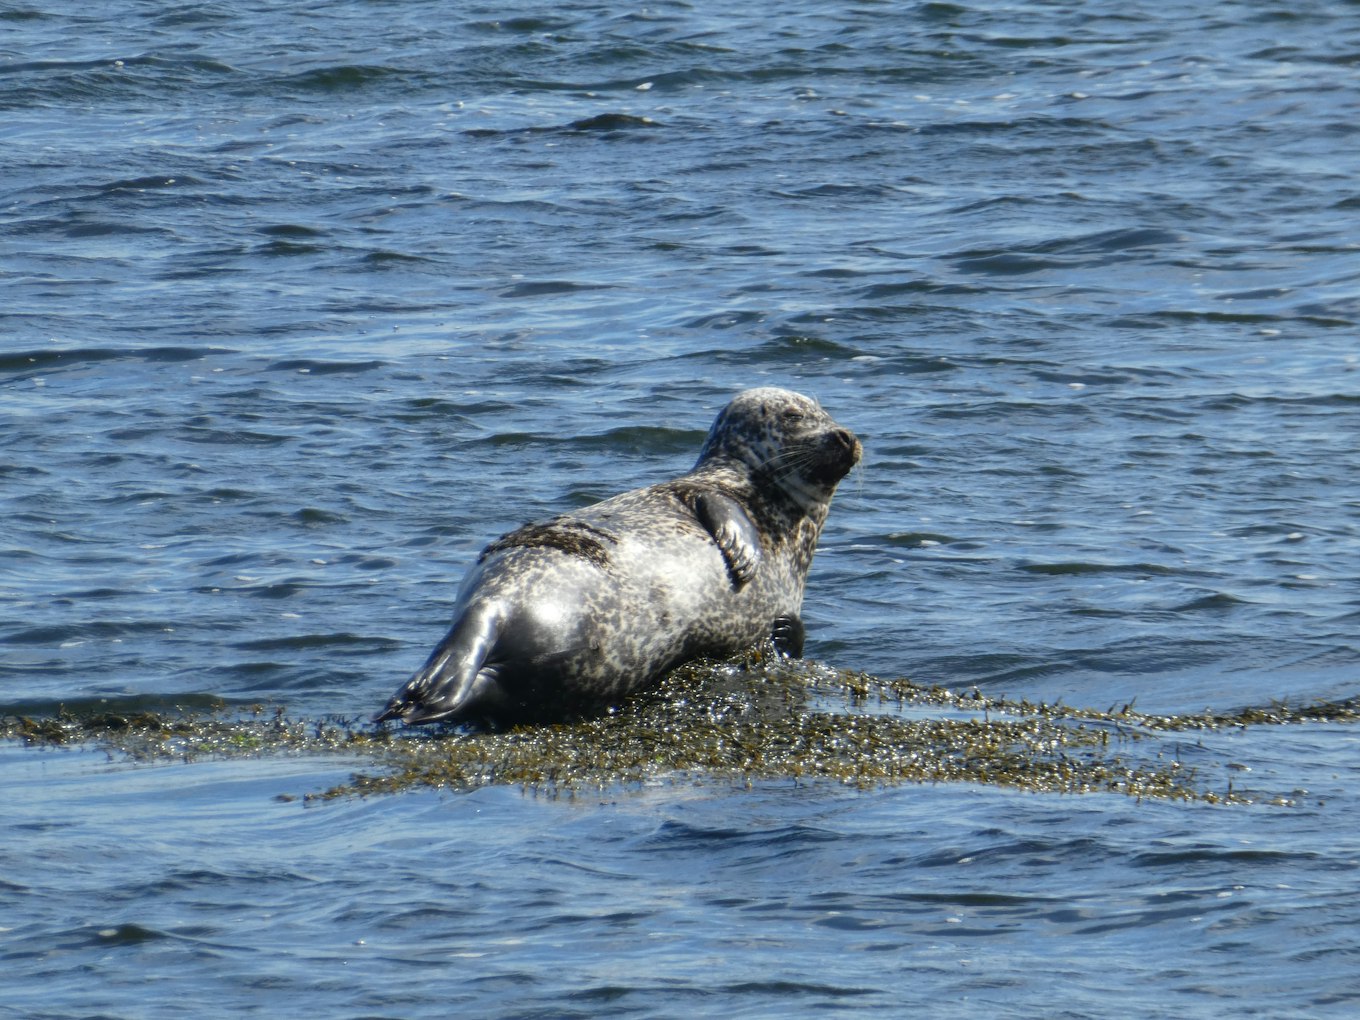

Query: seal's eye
[{"left": 781, "top": 409, "right": 806, "bottom": 425}]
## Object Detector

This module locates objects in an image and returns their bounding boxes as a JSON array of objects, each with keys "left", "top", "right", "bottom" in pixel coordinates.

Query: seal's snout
[
  {"left": 831, "top": 426, "right": 861, "bottom": 466},
  {"left": 808, "top": 424, "right": 861, "bottom": 486},
  {"left": 832, "top": 427, "right": 860, "bottom": 459}
]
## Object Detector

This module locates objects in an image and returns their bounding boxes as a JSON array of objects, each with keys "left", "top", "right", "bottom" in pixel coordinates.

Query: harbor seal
[{"left": 374, "top": 387, "right": 861, "bottom": 726}]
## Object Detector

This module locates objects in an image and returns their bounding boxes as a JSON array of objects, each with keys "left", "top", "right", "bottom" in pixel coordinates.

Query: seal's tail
[{"left": 373, "top": 602, "right": 502, "bottom": 725}]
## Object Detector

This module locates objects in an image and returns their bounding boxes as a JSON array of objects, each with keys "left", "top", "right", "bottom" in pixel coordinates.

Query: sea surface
[{"left": 4, "top": 0, "right": 1360, "bottom": 1016}]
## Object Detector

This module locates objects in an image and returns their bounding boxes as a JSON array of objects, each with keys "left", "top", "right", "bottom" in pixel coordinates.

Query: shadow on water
[{"left": 4, "top": 653, "right": 1357, "bottom": 807}]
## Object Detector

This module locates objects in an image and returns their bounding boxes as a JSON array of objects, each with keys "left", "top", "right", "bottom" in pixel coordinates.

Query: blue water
[{"left": 4, "top": 1, "right": 1360, "bottom": 1016}]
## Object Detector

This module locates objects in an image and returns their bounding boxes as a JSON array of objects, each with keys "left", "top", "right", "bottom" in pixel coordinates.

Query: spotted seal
[{"left": 374, "top": 387, "right": 861, "bottom": 726}]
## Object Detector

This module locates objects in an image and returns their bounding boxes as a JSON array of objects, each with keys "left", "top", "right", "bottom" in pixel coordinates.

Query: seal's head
[{"left": 695, "top": 387, "right": 861, "bottom": 506}]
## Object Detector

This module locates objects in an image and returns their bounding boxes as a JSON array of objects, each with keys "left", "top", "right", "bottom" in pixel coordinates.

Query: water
[{"left": 4, "top": 0, "right": 1360, "bottom": 1015}]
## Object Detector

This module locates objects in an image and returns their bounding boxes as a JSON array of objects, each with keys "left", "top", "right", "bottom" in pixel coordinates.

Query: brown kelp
[{"left": 5, "top": 656, "right": 1356, "bottom": 805}]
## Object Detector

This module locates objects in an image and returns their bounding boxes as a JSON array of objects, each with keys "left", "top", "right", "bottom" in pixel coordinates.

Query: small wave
[
  {"left": 952, "top": 252, "right": 1067, "bottom": 275},
  {"left": 291, "top": 507, "right": 348, "bottom": 526},
  {"left": 466, "top": 16, "right": 572, "bottom": 33},
  {"left": 882, "top": 531, "right": 960, "bottom": 548},
  {"left": 279, "top": 64, "right": 411, "bottom": 93},
  {"left": 0, "top": 345, "right": 228, "bottom": 377},
  {"left": 2, "top": 620, "right": 181, "bottom": 646},
  {"left": 265, "top": 358, "right": 386, "bottom": 375},
  {"left": 463, "top": 112, "right": 663, "bottom": 139},
  {"left": 582, "top": 425, "right": 700, "bottom": 455},
  {"left": 1018, "top": 561, "right": 1183, "bottom": 577},
  {"left": 916, "top": 115, "right": 1104, "bottom": 136},
  {"left": 256, "top": 223, "right": 329, "bottom": 239},
  {"left": 0, "top": 692, "right": 227, "bottom": 718},
  {"left": 1131, "top": 846, "right": 1316, "bottom": 868},
  {"left": 253, "top": 238, "right": 327, "bottom": 256},
  {"left": 713, "top": 980, "right": 875, "bottom": 999},
  {"left": 643, "top": 819, "right": 839, "bottom": 854},
  {"left": 565, "top": 112, "right": 660, "bottom": 133},
  {"left": 1170, "top": 593, "right": 1251, "bottom": 613},
  {"left": 486, "top": 425, "right": 699, "bottom": 456},
  {"left": 499, "top": 279, "right": 615, "bottom": 298},
  {"left": 1149, "top": 309, "right": 1291, "bottom": 326},
  {"left": 180, "top": 424, "right": 292, "bottom": 447},
  {"left": 98, "top": 174, "right": 206, "bottom": 194},
  {"left": 771, "top": 182, "right": 904, "bottom": 201},
  {"left": 86, "top": 923, "right": 171, "bottom": 946},
  {"left": 0, "top": 54, "right": 236, "bottom": 104},
  {"left": 680, "top": 309, "right": 768, "bottom": 330},
  {"left": 854, "top": 280, "right": 986, "bottom": 301},
  {"left": 1032, "top": 227, "right": 1184, "bottom": 255},
  {"left": 363, "top": 250, "right": 437, "bottom": 267},
  {"left": 232, "top": 633, "right": 400, "bottom": 654}
]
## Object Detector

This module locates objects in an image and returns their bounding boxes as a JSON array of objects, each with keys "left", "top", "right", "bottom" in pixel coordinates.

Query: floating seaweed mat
[{"left": 4, "top": 657, "right": 1357, "bottom": 805}]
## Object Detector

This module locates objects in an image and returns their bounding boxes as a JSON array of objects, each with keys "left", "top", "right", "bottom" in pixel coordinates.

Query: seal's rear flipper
[{"left": 373, "top": 602, "right": 503, "bottom": 725}]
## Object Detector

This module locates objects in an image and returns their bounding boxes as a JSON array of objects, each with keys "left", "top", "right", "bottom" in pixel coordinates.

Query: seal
[{"left": 374, "top": 387, "right": 861, "bottom": 726}]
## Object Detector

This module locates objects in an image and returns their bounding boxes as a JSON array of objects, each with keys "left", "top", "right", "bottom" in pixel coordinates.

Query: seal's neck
[{"left": 689, "top": 458, "right": 832, "bottom": 527}]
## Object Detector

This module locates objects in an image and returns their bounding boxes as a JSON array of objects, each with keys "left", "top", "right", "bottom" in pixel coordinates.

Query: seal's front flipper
[
  {"left": 694, "top": 492, "right": 761, "bottom": 589},
  {"left": 373, "top": 601, "right": 502, "bottom": 725},
  {"left": 770, "top": 614, "right": 805, "bottom": 658}
]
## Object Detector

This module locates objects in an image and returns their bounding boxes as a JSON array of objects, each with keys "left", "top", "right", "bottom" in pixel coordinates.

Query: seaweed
[{"left": 4, "top": 656, "right": 1356, "bottom": 805}]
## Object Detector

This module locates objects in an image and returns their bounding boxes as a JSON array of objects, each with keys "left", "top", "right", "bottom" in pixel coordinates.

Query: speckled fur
[{"left": 375, "top": 387, "right": 861, "bottom": 725}]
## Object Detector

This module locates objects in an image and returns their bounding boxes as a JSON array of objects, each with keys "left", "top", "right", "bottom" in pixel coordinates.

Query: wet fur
[{"left": 375, "top": 387, "right": 861, "bottom": 726}]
